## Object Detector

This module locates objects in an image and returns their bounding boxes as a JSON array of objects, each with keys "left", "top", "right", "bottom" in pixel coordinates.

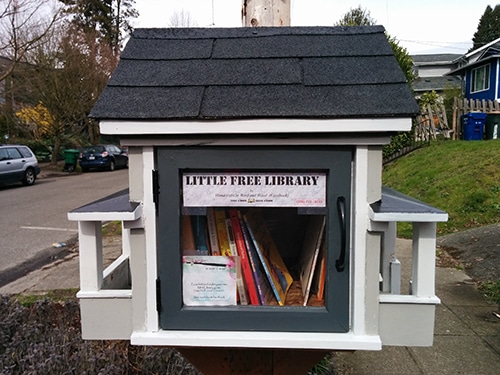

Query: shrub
[{"left": 0, "top": 296, "right": 200, "bottom": 374}]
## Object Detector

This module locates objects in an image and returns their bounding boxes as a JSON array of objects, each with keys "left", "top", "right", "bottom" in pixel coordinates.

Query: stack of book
[{"left": 182, "top": 208, "right": 327, "bottom": 307}]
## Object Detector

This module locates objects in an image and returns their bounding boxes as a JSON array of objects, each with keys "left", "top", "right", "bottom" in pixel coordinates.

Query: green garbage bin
[
  {"left": 63, "top": 149, "right": 80, "bottom": 172},
  {"left": 485, "top": 113, "right": 500, "bottom": 140}
]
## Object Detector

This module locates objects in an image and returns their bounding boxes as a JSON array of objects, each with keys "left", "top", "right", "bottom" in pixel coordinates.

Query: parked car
[
  {"left": 79, "top": 144, "right": 128, "bottom": 172},
  {"left": 0, "top": 144, "right": 41, "bottom": 186}
]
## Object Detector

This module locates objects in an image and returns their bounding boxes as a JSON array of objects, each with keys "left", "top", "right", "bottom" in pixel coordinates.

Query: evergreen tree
[
  {"left": 471, "top": 5, "right": 500, "bottom": 51},
  {"left": 334, "top": 6, "right": 415, "bottom": 84},
  {"left": 59, "top": 0, "right": 138, "bottom": 56},
  {"left": 335, "top": 6, "right": 416, "bottom": 160},
  {"left": 334, "top": 5, "right": 376, "bottom": 26}
]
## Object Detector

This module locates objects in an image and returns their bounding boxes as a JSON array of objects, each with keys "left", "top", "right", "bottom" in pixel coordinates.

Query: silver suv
[{"left": 0, "top": 144, "right": 41, "bottom": 186}]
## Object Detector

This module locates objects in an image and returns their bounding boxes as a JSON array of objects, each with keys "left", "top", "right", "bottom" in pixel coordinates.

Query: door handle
[{"left": 335, "top": 196, "right": 347, "bottom": 272}]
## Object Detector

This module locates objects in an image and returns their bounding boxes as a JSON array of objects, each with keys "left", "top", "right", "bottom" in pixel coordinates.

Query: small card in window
[{"left": 182, "top": 256, "right": 238, "bottom": 306}]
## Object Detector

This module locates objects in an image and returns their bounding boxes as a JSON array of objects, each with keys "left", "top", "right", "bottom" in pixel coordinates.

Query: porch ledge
[
  {"left": 67, "top": 188, "right": 142, "bottom": 221},
  {"left": 369, "top": 186, "right": 448, "bottom": 222},
  {"left": 77, "top": 289, "right": 132, "bottom": 298},
  {"left": 379, "top": 294, "right": 441, "bottom": 305},
  {"left": 131, "top": 330, "right": 382, "bottom": 351}
]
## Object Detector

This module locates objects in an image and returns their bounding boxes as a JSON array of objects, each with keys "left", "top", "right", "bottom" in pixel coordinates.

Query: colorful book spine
[
  {"left": 316, "top": 249, "right": 327, "bottom": 301},
  {"left": 234, "top": 256, "right": 248, "bottom": 305},
  {"left": 239, "top": 211, "right": 274, "bottom": 305},
  {"left": 299, "top": 216, "right": 326, "bottom": 306},
  {"left": 214, "top": 208, "right": 231, "bottom": 256},
  {"left": 181, "top": 215, "right": 196, "bottom": 254},
  {"left": 206, "top": 208, "right": 220, "bottom": 255},
  {"left": 191, "top": 215, "right": 209, "bottom": 255},
  {"left": 229, "top": 209, "right": 260, "bottom": 305},
  {"left": 225, "top": 218, "right": 238, "bottom": 256},
  {"left": 243, "top": 210, "right": 293, "bottom": 306}
]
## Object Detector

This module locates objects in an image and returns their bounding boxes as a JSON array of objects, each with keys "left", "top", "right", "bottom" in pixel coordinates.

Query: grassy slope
[{"left": 383, "top": 140, "right": 500, "bottom": 237}]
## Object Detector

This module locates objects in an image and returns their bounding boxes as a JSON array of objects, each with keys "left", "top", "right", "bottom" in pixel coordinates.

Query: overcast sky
[{"left": 133, "top": 0, "right": 495, "bottom": 55}]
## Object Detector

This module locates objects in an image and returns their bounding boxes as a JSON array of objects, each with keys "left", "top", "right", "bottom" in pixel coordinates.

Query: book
[
  {"left": 225, "top": 213, "right": 248, "bottom": 304},
  {"left": 214, "top": 208, "right": 231, "bottom": 256},
  {"left": 234, "top": 256, "right": 248, "bottom": 305},
  {"left": 243, "top": 209, "right": 293, "bottom": 306},
  {"left": 191, "top": 215, "right": 209, "bottom": 255},
  {"left": 315, "top": 239, "right": 327, "bottom": 302},
  {"left": 298, "top": 215, "right": 326, "bottom": 306},
  {"left": 229, "top": 209, "right": 260, "bottom": 305},
  {"left": 181, "top": 215, "right": 196, "bottom": 254},
  {"left": 225, "top": 218, "right": 238, "bottom": 256},
  {"left": 206, "top": 208, "right": 220, "bottom": 255},
  {"left": 239, "top": 211, "right": 274, "bottom": 305}
]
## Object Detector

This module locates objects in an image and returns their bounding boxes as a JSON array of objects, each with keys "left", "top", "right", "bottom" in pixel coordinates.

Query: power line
[{"left": 398, "top": 39, "right": 472, "bottom": 51}]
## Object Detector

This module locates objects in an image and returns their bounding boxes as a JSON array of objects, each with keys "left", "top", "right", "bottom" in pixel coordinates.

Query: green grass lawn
[{"left": 383, "top": 140, "right": 500, "bottom": 238}]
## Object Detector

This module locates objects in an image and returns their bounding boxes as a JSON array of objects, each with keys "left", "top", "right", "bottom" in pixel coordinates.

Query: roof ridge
[{"left": 132, "top": 26, "right": 386, "bottom": 40}]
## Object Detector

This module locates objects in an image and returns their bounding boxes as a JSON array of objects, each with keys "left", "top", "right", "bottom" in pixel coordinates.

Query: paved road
[{"left": 0, "top": 168, "right": 128, "bottom": 285}]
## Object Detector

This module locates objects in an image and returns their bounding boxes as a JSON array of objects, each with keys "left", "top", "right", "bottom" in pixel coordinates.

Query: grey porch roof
[
  {"left": 91, "top": 26, "right": 419, "bottom": 121},
  {"left": 370, "top": 186, "right": 448, "bottom": 222}
]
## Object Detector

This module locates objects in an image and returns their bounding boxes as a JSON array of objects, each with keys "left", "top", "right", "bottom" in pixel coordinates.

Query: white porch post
[
  {"left": 411, "top": 222, "right": 437, "bottom": 296},
  {"left": 122, "top": 224, "right": 131, "bottom": 257},
  {"left": 381, "top": 221, "right": 397, "bottom": 293},
  {"left": 78, "top": 221, "right": 103, "bottom": 291}
]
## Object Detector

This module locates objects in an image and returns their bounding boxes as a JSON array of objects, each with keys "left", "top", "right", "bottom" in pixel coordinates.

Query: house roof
[
  {"left": 447, "top": 53, "right": 500, "bottom": 76},
  {"left": 413, "top": 76, "right": 462, "bottom": 93},
  {"left": 446, "top": 38, "right": 500, "bottom": 76},
  {"left": 411, "top": 53, "right": 462, "bottom": 65},
  {"left": 464, "top": 37, "right": 500, "bottom": 59},
  {"left": 90, "top": 26, "right": 419, "bottom": 122}
]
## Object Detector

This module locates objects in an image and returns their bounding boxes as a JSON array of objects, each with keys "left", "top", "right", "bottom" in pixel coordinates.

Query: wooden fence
[
  {"left": 415, "top": 104, "right": 452, "bottom": 141},
  {"left": 384, "top": 97, "right": 499, "bottom": 164}
]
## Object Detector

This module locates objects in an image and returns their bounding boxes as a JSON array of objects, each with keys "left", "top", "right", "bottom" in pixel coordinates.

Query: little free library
[{"left": 68, "top": 26, "right": 447, "bottom": 374}]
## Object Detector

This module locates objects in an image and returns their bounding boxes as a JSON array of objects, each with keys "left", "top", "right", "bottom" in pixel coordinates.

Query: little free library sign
[{"left": 183, "top": 172, "right": 326, "bottom": 207}]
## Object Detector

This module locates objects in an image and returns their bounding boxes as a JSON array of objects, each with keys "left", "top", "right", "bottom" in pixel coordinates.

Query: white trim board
[
  {"left": 100, "top": 118, "right": 412, "bottom": 135},
  {"left": 131, "top": 330, "right": 382, "bottom": 351}
]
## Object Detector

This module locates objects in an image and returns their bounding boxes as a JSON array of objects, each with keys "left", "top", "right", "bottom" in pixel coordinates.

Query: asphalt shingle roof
[
  {"left": 91, "top": 26, "right": 419, "bottom": 121},
  {"left": 413, "top": 76, "right": 462, "bottom": 93},
  {"left": 411, "top": 53, "right": 462, "bottom": 64}
]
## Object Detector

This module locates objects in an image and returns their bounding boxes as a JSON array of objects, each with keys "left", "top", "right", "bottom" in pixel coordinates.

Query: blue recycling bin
[{"left": 462, "top": 112, "right": 487, "bottom": 140}]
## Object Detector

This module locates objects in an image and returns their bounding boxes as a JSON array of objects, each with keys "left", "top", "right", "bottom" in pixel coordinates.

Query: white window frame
[{"left": 471, "top": 64, "right": 490, "bottom": 93}]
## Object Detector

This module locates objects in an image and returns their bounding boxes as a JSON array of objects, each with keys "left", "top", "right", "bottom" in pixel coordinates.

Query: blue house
[{"left": 449, "top": 37, "right": 500, "bottom": 101}]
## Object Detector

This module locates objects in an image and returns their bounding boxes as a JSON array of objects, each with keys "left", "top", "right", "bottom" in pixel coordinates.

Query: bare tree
[
  {"left": 168, "top": 9, "right": 198, "bottom": 27},
  {"left": 0, "top": 0, "right": 62, "bottom": 82},
  {"left": 19, "top": 24, "right": 116, "bottom": 163}
]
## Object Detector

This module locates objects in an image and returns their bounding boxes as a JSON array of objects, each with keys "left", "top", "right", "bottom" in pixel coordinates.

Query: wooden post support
[
  {"left": 178, "top": 347, "right": 330, "bottom": 375},
  {"left": 242, "top": 0, "right": 291, "bottom": 27}
]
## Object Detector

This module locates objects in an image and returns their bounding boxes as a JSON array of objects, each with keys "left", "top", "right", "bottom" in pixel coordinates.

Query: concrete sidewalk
[
  {"left": 0, "top": 238, "right": 498, "bottom": 374},
  {"left": 333, "top": 239, "right": 500, "bottom": 375}
]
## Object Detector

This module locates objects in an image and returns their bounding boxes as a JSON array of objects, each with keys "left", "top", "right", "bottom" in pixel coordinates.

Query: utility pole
[
  {"left": 242, "top": 0, "right": 290, "bottom": 26},
  {"left": 180, "top": 3, "right": 333, "bottom": 375}
]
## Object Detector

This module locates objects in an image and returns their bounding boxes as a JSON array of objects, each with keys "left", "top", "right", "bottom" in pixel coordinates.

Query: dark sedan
[{"left": 79, "top": 145, "right": 128, "bottom": 172}]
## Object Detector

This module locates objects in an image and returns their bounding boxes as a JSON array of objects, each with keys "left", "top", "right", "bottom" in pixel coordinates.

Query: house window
[{"left": 471, "top": 64, "right": 490, "bottom": 93}]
